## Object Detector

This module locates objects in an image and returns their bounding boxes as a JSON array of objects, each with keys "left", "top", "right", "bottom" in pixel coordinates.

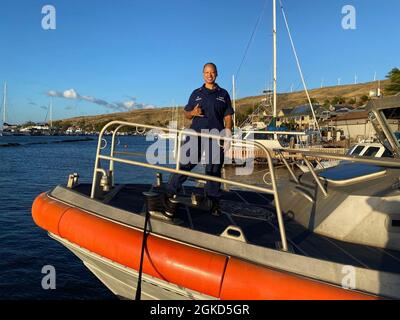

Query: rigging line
[
  {"left": 235, "top": 0, "right": 269, "bottom": 81},
  {"left": 279, "top": 0, "right": 322, "bottom": 136}
]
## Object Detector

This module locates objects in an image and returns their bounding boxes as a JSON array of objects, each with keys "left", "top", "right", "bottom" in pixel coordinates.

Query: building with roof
[
  {"left": 276, "top": 104, "right": 323, "bottom": 130},
  {"left": 322, "top": 108, "right": 400, "bottom": 142},
  {"left": 276, "top": 99, "right": 400, "bottom": 142}
]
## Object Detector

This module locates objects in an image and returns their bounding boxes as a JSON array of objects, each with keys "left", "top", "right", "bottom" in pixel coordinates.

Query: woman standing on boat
[{"left": 166, "top": 62, "right": 234, "bottom": 217}]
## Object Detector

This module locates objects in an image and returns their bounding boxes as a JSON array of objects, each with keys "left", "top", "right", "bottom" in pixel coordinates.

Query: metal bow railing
[{"left": 90, "top": 121, "right": 289, "bottom": 251}]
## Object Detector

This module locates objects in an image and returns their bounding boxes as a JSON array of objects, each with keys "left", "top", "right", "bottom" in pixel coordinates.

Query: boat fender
[
  {"left": 220, "top": 258, "right": 377, "bottom": 300},
  {"left": 32, "top": 193, "right": 71, "bottom": 236}
]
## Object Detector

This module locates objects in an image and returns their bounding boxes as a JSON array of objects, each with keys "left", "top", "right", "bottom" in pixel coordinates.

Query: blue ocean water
[{"left": 0, "top": 135, "right": 159, "bottom": 299}]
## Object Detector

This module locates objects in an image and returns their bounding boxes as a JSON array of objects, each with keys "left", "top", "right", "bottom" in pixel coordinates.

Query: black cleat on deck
[
  {"left": 210, "top": 200, "right": 222, "bottom": 217},
  {"left": 163, "top": 194, "right": 179, "bottom": 218}
]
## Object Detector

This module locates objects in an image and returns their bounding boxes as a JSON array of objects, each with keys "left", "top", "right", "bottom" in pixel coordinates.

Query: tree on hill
[
  {"left": 357, "top": 95, "right": 370, "bottom": 107},
  {"left": 94, "top": 120, "right": 111, "bottom": 132},
  {"left": 331, "top": 96, "right": 346, "bottom": 105},
  {"left": 55, "top": 121, "right": 73, "bottom": 131},
  {"left": 385, "top": 68, "right": 400, "bottom": 95},
  {"left": 22, "top": 121, "right": 36, "bottom": 128},
  {"left": 348, "top": 98, "right": 357, "bottom": 105},
  {"left": 322, "top": 99, "right": 331, "bottom": 109}
]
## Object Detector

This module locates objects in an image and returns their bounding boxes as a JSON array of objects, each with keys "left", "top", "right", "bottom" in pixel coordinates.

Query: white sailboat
[{"left": 238, "top": 0, "right": 321, "bottom": 151}]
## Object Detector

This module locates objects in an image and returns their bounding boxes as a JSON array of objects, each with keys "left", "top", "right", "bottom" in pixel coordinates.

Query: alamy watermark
[
  {"left": 41, "top": 5, "right": 56, "bottom": 30},
  {"left": 144, "top": 124, "right": 256, "bottom": 176},
  {"left": 41, "top": 265, "right": 56, "bottom": 290},
  {"left": 342, "top": 5, "right": 356, "bottom": 30},
  {"left": 341, "top": 265, "right": 356, "bottom": 290}
]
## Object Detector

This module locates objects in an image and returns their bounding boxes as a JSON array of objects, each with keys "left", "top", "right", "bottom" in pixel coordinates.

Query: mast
[
  {"left": 2, "top": 82, "right": 6, "bottom": 126},
  {"left": 172, "top": 99, "right": 176, "bottom": 128},
  {"left": 279, "top": 0, "right": 321, "bottom": 135},
  {"left": 50, "top": 97, "right": 53, "bottom": 128},
  {"left": 272, "top": 0, "right": 277, "bottom": 118},
  {"left": 232, "top": 75, "right": 236, "bottom": 131}
]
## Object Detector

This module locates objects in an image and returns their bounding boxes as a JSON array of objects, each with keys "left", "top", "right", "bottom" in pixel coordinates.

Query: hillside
[{"left": 54, "top": 80, "right": 388, "bottom": 131}]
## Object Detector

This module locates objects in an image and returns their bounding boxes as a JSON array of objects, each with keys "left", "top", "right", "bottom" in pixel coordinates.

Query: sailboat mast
[
  {"left": 3, "top": 82, "right": 6, "bottom": 125},
  {"left": 232, "top": 75, "right": 236, "bottom": 131},
  {"left": 50, "top": 97, "right": 53, "bottom": 128},
  {"left": 273, "top": 0, "right": 277, "bottom": 118}
]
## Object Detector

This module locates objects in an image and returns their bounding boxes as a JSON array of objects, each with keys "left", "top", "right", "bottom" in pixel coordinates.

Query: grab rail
[
  {"left": 90, "top": 121, "right": 289, "bottom": 252},
  {"left": 275, "top": 148, "right": 400, "bottom": 197}
]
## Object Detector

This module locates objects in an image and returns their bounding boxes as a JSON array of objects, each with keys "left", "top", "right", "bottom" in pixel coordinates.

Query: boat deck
[{"left": 73, "top": 183, "right": 400, "bottom": 275}]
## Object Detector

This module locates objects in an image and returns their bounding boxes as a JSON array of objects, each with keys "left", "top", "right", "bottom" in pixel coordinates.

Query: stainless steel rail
[
  {"left": 89, "top": 121, "right": 400, "bottom": 253},
  {"left": 90, "top": 121, "right": 289, "bottom": 251},
  {"left": 283, "top": 149, "right": 400, "bottom": 167},
  {"left": 276, "top": 148, "right": 400, "bottom": 197}
]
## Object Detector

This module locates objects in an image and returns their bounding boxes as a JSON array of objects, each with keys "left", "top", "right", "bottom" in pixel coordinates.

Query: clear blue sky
[{"left": 0, "top": 0, "right": 399, "bottom": 124}]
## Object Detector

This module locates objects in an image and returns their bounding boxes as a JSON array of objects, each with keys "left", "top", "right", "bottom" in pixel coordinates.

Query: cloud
[
  {"left": 122, "top": 100, "right": 135, "bottom": 109},
  {"left": 63, "top": 89, "right": 78, "bottom": 99},
  {"left": 47, "top": 89, "right": 77, "bottom": 99},
  {"left": 46, "top": 89, "right": 156, "bottom": 111}
]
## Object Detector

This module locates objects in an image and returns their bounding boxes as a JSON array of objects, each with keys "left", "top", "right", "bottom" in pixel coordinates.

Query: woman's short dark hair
[{"left": 203, "top": 62, "right": 218, "bottom": 73}]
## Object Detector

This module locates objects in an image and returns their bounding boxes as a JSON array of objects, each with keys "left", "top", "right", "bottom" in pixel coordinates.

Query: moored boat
[{"left": 31, "top": 96, "right": 400, "bottom": 300}]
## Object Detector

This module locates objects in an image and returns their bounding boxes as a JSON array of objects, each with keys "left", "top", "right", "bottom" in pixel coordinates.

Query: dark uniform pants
[{"left": 167, "top": 136, "right": 224, "bottom": 200}]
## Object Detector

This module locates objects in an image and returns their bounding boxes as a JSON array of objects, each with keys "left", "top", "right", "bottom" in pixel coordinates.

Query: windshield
[
  {"left": 395, "top": 132, "right": 400, "bottom": 143},
  {"left": 369, "top": 109, "right": 400, "bottom": 157}
]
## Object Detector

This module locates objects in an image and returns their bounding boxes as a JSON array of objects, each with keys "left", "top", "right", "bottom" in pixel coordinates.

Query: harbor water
[
  {"left": 0, "top": 135, "right": 157, "bottom": 299},
  {"left": 0, "top": 135, "right": 292, "bottom": 299}
]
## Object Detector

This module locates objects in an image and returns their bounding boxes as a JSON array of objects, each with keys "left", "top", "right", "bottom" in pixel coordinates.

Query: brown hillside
[{"left": 55, "top": 80, "right": 388, "bottom": 129}]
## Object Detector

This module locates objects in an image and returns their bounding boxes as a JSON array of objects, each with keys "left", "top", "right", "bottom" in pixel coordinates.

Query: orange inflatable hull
[{"left": 32, "top": 193, "right": 378, "bottom": 300}]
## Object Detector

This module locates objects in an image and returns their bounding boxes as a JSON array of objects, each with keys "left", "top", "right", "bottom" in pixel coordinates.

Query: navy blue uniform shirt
[{"left": 184, "top": 84, "right": 234, "bottom": 132}]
